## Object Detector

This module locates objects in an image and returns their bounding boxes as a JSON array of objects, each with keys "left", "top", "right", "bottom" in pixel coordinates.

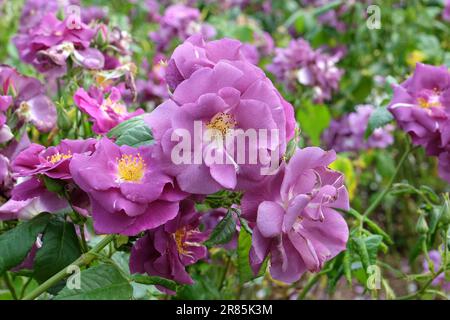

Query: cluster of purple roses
[
  {"left": 388, "top": 63, "right": 450, "bottom": 183},
  {"left": 322, "top": 105, "right": 394, "bottom": 153},
  {"left": 267, "top": 38, "right": 345, "bottom": 103},
  {"left": 0, "top": 30, "right": 351, "bottom": 291}
]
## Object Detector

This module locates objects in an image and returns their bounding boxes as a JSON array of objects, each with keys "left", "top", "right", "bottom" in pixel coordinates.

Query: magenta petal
[{"left": 256, "top": 201, "right": 284, "bottom": 238}]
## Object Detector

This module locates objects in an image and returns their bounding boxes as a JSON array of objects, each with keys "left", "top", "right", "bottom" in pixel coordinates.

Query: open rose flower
[
  {"left": 0, "top": 65, "right": 57, "bottom": 132},
  {"left": 0, "top": 177, "right": 68, "bottom": 221},
  {"left": 14, "top": 12, "right": 104, "bottom": 76},
  {"left": 0, "top": 138, "right": 98, "bottom": 220},
  {"left": 145, "top": 37, "right": 296, "bottom": 194},
  {"left": 13, "top": 139, "right": 97, "bottom": 180},
  {"left": 388, "top": 63, "right": 450, "bottom": 156},
  {"left": 74, "top": 86, "right": 144, "bottom": 135},
  {"left": 241, "top": 147, "right": 349, "bottom": 283},
  {"left": 130, "top": 199, "right": 208, "bottom": 294},
  {"left": 70, "top": 137, "right": 187, "bottom": 235}
]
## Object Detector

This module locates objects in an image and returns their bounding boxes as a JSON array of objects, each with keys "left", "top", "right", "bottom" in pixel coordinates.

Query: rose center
[
  {"left": 416, "top": 89, "right": 441, "bottom": 109},
  {"left": 47, "top": 151, "right": 72, "bottom": 164},
  {"left": 174, "top": 227, "right": 189, "bottom": 256},
  {"left": 101, "top": 98, "right": 126, "bottom": 115},
  {"left": 206, "top": 112, "right": 236, "bottom": 137},
  {"left": 117, "top": 153, "right": 145, "bottom": 182}
]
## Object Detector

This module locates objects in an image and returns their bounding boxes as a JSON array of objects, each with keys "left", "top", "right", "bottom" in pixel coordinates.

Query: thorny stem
[{"left": 22, "top": 234, "right": 115, "bottom": 300}]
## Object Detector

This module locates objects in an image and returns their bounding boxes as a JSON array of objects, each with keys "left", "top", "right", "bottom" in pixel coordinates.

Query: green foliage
[
  {"left": 33, "top": 219, "right": 82, "bottom": 283},
  {"left": 107, "top": 115, "right": 154, "bottom": 147},
  {"left": 55, "top": 264, "right": 133, "bottom": 300},
  {"left": 365, "top": 107, "right": 394, "bottom": 139},
  {"left": 204, "top": 210, "right": 237, "bottom": 247},
  {"left": 296, "top": 101, "right": 331, "bottom": 146},
  {"left": 0, "top": 214, "right": 51, "bottom": 276}
]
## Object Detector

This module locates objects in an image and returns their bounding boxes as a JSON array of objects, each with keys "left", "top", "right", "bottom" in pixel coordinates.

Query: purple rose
[
  {"left": 165, "top": 35, "right": 258, "bottom": 91},
  {"left": 322, "top": 105, "right": 394, "bottom": 152},
  {"left": 12, "top": 139, "right": 97, "bottom": 180},
  {"left": 443, "top": 0, "right": 450, "bottom": 22},
  {"left": 14, "top": 12, "right": 103, "bottom": 76},
  {"left": 0, "top": 177, "right": 68, "bottom": 221},
  {"left": 130, "top": 199, "right": 208, "bottom": 294},
  {"left": 149, "top": 4, "right": 216, "bottom": 52},
  {"left": 145, "top": 38, "right": 296, "bottom": 194},
  {"left": 74, "top": 86, "right": 144, "bottom": 135},
  {"left": 241, "top": 147, "right": 349, "bottom": 283},
  {"left": 388, "top": 63, "right": 450, "bottom": 156},
  {"left": 267, "top": 38, "right": 344, "bottom": 103},
  {"left": 69, "top": 138, "right": 187, "bottom": 235},
  {"left": 0, "top": 65, "right": 57, "bottom": 132}
]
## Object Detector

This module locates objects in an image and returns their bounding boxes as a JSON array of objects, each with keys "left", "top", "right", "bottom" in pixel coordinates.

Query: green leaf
[
  {"left": 55, "top": 264, "right": 133, "bottom": 300},
  {"left": 237, "top": 228, "right": 254, "bottom": 284},
  {"left": 33, "top": 220, "right": 83, "bottom": 283},
  {"left": 42, "top": 176, "right": 65, "bottom": 194},
  {"left": 131, "top": 274, "right": 178, "bottom": 292},
  {"left": 232, "top": 26, "right": 254, "bottom": 42},
  {"left": 107, "top": 115, "right": 154, "bottom": 147},
  {"left": 296, "top": 101, "right": 331, "bottom": 146},
  {"left": 204, "top": 210, "right": 236, "bottom": 247},
  {"left": 365, "top": 107, "right": 394, "bottom": 139},
  {"left": 0, "top": 214, "right": 51, "bottom": 276},
  {"left": 353, "top": 237, "right": 370, "bottom": 272},
  {"left": 364, "top": 235, "right": 383, "bottom": 264}
]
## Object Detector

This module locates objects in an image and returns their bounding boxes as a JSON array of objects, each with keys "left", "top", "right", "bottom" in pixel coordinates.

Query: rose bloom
[
  {"left": 322, "top": 105, "right": 394, "bottom": 152},
  {"left": 74, "top": 86, "right": 144, "bottom": 135},
  {"left": 388, "top": 63, "right": 450, "bottom": 156},
  {"left": 130, "top": 199, "right": 208, "bottom": 294},
  {"left": 0, "top": 138, "right": 98, "bottom": 220},
  {"left": 14, "top": 12, "right": 104, "bottom": 77},
  {"left": 241, "top": 147, "right": 349, "bottom": 283},
  {"left": 70, "top": 138, "right": 187, "bottom": 235},
  {"left": 0, "top": 65, "right": 57, "bottom": 132},
  {"left": 146, "top": 37, "right": 296, "bottom": 194}
]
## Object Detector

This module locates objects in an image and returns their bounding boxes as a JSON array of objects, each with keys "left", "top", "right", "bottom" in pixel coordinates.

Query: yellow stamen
[
  {"left": 117, "top": 153, "right": 145, "bottom": 182},
  {"left": 47, "top": 151, "right": 72, "bottom": 164},
  {"left": 417, "top": 97, "right": 440, "bottom": 109},
  {"left": 206, "top": 112, "right": 236, "bottom": 137},
  {"left": 174, "top": 227, "right": 189, "bottom": 256}
]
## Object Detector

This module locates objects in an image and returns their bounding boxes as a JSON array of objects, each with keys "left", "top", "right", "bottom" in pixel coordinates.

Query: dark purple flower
[
  {"left": 14, "top": 12, "right": 103, "bottom": 76},
  {"left": 267, "top": 38, "right": 344, "bottom": 103},
  {"left": 70, "top": 138, "right": 187, "bottom": 235},
  {"left": 241, "top": 147, "right": 349, "bottom": 283},
  {"left": 388, "top": 63, "right": 450, "bottom": 156},
  {"left": 12, "top": 139, "right": 97, "bottom": 180},
  {"left": 145, "top": 38, "right": 296, "bottom": 194},
  {"left": 322, "top": 105, "right": 394, "bottom": 152},
  {"left": 149, "top": 4, "right": 216, "bottom": 52},
  {"left": 74, "top": 86, "right": 144, "bottom": 135},
  {"left": 0, "top": 65, "right": 57, "bottom": 132},
  {"left": 130, "top": 199, "right": 208, "bottom": 294}
]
